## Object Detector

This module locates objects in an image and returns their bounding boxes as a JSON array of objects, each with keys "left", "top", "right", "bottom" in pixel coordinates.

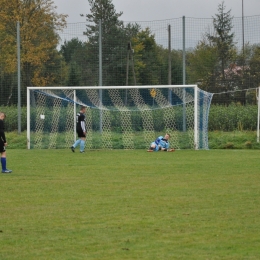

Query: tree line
[{"left": 0, "top": 0, "right": 260, "bottom": 106}]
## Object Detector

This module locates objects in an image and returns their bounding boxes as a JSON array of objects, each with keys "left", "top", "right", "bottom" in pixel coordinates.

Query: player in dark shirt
[
  {"left": 0, "top": 112, "right": 12, "bottom": 173},
  {"left": 70, "top": 106, "right": 87, "bottom": 153}
]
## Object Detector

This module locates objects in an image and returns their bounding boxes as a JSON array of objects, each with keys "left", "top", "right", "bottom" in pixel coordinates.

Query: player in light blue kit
[{"left": 147, "top": 133, "right": 175, "bottom": 152}]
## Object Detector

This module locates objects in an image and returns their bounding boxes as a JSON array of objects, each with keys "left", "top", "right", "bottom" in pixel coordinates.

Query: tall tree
[
  {"left": 131, "top": 28, "right": 163, "bottom": 85},
  {"left": 67, "top": 63, "right": 80, "bottom": 86},
  {"left": 82, "top": 0, "right": 140, "bottom": 86},
  {"left": 60, "top": 38, "right": 85, "bottom": 64},
  {"left": 248, "top": 45, "right": 260, "bottom": 88},
  {"left": 0, "top": 0, "right": 67, "bottom": 104},
  {"left": 187, "top": 39, "right": 218, "bottom": 92},
  {"left": 187, "top": 2, "right": 238, "bottom": 104},
  {"left": 84, "top": 0, "right": 123, "bottom": 40},
  {"left": 206, "top": 1, "right": 236, "bottom": 79}
]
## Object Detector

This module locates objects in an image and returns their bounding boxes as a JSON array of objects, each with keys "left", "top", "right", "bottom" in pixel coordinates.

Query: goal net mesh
[{"left": 28, "top": 86, "right": 213, "bottom": 150}]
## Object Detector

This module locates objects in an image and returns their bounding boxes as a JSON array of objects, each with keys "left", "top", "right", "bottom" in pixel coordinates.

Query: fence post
[
  {"left": 168, "top": 24, "right": 172, "bottom": 104},
  {"left": 257, "top": 86, "right": 260, "bottom": 143},
  {"left": 74, "top": 90, "right": 76, "bottom": 142},
  {"left": 182, "top": 16, "right": 186, "bottom": 85},
  {"left": 182, "top": 16, "right": 186, "bottom": 132},
  {"left": 168, "top": 24, "right": 171, "bottom": 85},
  {"left": 17, "top": 21, "right": 21, "bottom": 134},
  {"left": 99, "top": 19, "right": 103, "bottom": 133},
  {"left": 194, "top": 85, "right": 198, "bottom": 149},
  {"left": 27, "top": 87, "right": 30, "bottom": 149}
]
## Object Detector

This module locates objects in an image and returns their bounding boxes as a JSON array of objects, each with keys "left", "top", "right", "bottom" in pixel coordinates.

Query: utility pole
[
  {"left": 126, "top": 41, "right": 136, "bottom": 86},
  {"left": 17, "top": 21, "right": 21, "bottom": 134},
  {"left": 125, "top": 41, "right": 137, "bottom": 105},
  {"left": 99, "top": 19, "right": 102, "bottom": 133},
  {"left": 242, "top": 0, "right": 245, "bottom": 58},
  {"left": 168, "top": 24, "right": 172, "bottom": 104},
  {"left": 168, "top": 24, "right": 171, "bottom": 85}
]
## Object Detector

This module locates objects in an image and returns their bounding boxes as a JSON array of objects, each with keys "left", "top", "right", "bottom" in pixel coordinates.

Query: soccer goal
[{"left": 27, "top": 85, "right": 213, "bottom": 150}]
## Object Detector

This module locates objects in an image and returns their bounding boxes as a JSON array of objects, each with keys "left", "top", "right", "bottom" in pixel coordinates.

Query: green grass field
[{"left": 1, "top": 149, "right": 260, "bottom": 259}]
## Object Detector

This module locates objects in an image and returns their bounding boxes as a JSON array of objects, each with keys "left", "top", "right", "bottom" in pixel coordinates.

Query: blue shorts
[{"left": 150, "top": 142, "right": 159, "bottom": 151}]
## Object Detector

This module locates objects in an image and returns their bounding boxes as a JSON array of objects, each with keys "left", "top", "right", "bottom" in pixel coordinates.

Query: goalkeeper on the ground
[{"left": 147, "top": 133, "right": 175, "bottom": 152}]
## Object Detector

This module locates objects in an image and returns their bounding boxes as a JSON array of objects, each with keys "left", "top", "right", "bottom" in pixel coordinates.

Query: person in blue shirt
[{"left": 147, "top": 133, "right": 175, "bottom": 152}]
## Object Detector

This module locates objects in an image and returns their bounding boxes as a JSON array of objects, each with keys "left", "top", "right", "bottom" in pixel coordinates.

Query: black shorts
[
  {"left": 0, "top": 141, "right": 6, "bottom": 153},
  {"left": 77, "top": 129, "right": 86, "bottom": 138}
]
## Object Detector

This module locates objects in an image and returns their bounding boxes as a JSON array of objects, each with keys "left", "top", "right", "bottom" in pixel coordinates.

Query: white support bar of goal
[
  {"left": 194, "top": 85, "right": 198, "bottom": 150},
  {"left": 27, "top": 87, "right": 30, "bottom": 149},
  {"left": 27, "top": 84, "right": 202, "bottom": 150}
]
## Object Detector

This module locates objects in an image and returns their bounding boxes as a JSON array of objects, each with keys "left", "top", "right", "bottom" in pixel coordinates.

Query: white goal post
[{"left": 27, "top": 85, "right": 213, "bottom": 150}]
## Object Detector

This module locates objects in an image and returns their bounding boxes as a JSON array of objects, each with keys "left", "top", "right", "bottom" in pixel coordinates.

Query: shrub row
[
  {"left": 1, "top": 103, "right": 258, "bottom": 132},
  {"left": 208, "top": 103, "right": 258, "bottom": 131}
]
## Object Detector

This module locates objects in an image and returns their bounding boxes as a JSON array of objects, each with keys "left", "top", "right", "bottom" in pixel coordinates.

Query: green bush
[
  {"left": 208, "top": 103, "right": 257, "bottom": 131},
  {"left": 1, "top": 103, "right": 259, "bottom": 133},
  {"left": 0, "top": 106, "right": 27, "bottom": 131}
]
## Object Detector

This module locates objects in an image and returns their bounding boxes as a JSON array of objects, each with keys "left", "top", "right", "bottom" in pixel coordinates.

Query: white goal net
[{"left": 27, "top": 85, "right": 213, "bottom": 150}]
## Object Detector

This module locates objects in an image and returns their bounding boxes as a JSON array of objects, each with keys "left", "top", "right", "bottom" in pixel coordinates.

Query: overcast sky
[{"left": 53, "top": 0, "right": 259, "bottom": 23}]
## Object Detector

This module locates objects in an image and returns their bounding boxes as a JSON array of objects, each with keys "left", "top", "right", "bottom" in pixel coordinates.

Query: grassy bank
[{"left": 208, "top": 131, "right": 260, "bottom": 149}]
